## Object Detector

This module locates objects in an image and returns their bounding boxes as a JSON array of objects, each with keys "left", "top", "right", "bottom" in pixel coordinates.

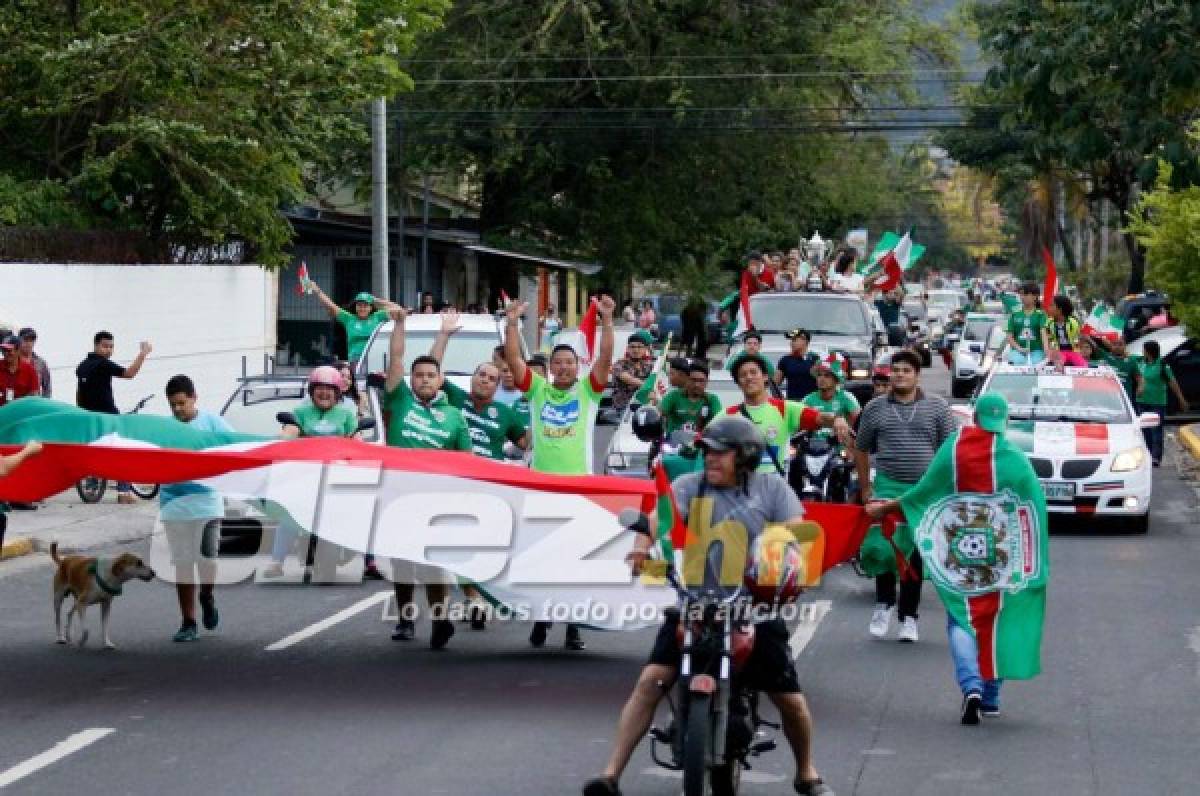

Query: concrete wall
[{"left": 0, "top": 263, "right": 277, "bottom": 416}]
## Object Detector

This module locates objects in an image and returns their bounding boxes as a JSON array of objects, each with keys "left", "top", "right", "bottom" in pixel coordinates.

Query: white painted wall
[{"left": 0, "top": 263, "right": 277, "bottom": 416}]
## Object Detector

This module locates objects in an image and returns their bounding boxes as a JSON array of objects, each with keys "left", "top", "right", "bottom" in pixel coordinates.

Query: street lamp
[{"left": 807, "top": 231, "right": 827, "bottom": 266}]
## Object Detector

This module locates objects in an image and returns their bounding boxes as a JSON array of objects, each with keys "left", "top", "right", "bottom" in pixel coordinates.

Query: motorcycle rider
[
  {"left": 583, "top": 416, "right": 834, "bottom": 796},
  {"left": 801, "top": 354, "right": 861, "bottom": 438}
]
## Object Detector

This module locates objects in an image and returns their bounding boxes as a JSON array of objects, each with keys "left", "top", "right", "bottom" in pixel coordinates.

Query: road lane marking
[
  {"left": 0, "top": 728, "right": 115, "bottom": 788},
  {"left": 1188, "top": 626, "right": 1200, "bottom": 683},
  {"left": 265, "top": 590, "right": 391, "bottom": 651},
  {"left": 789, "top": 600, "right": 833, "bottom": 657}
]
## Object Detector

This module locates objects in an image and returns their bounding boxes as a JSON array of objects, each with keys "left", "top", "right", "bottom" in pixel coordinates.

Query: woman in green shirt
[{"left": 1135, "top": 340, "right": 1189, "bottom": 466}]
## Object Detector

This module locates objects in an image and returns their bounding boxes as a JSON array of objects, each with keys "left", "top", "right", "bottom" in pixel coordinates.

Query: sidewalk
[{"left": 1, "top": 490, "right": 158, "bottom": 560}]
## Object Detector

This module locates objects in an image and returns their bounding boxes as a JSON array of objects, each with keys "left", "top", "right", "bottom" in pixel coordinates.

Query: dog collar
[{"left": 88, "top": 560, "right": 123, "bottom": 597}]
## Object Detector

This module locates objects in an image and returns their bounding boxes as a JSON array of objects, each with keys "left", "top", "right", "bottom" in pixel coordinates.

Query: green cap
[
  {"left": 975, "top": 392, "right": 1009, "bottom": 434},
  {"left": 354, "top": 292, "right": 375, "bottom": 305},
  {"left": 628, "top": 330, "right": 655, "bottom": 347}
]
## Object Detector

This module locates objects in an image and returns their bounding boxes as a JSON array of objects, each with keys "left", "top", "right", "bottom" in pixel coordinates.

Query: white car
[
  {"left": 972, "top": 365, "right": 1157, "bottom": 532},
  {"left": 951, "top": 315, "right": 1007, "bottom": 399},
  {"left": 604, "top": 370, "right": 743, "bottom": 478}
]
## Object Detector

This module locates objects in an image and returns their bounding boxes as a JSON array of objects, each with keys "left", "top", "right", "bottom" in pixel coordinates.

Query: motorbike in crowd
[
  {"left": 75, "top": 394, "right": 161, "bottom": 503},
  {"left": 620, "top": 509, "right": 785, "bottom": 796},
  {"left": 788, "top": 430, "right": 857, "bottom": 503}
]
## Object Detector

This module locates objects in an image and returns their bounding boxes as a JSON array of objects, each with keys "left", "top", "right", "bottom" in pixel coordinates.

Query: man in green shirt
[
  {"left": 659, "top": 361, "right": 722, "bottom": 436},
  {"left": 383, "top": 307, "right": 473, "bottom": 650},
  {"left": 1005, "top": 283, "right": 1050, "bottom": 365},
  {"left": 802, "top": 354, "right": 861, "bottom": 439},
  {"left": 1133, "top": 339, "right": 1189, "bottom": 466},
  {"left": 724, "top": 330, "right": 776, "bottom": 378},
  {"left": 502, "top": 294, "right": 616, "bottom": 650},
  {"left": 310, "top": 283, "right": 401, "bottom": 362}
]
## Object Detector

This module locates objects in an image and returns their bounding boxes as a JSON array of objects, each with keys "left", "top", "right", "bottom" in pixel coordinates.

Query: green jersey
[
  {"left": 521, "top": 371, "right": 604, "bottom": 475},
  {"left": 1007, "top": 309, "right": 1048, "bottom": 353},
  {"left": 384, "top": 379, "right": 472, "bottom": 451},
  {"left": 292, "top": 401, "right": 358, "bottom": 437},
  {"left": 1099, "top": 352, "right": 1139, "bottom": 400},
  {"left": 726, "top": 398, "right": 820, "bottom": 473},
  {"left": 337, "top": 308, "right": 390, "bottom": 362},
  {"left": 1133, "top": 357, "right": 1175, "bottom": 406},
  {"left": 802, "top": 388, "right": 860, "bottom": 437},
  {"left": 659, "top": 388, "right": 722, "bottom": 435},
  {"left": 443, "top": 382, "right": 527, "bottom": 460}
]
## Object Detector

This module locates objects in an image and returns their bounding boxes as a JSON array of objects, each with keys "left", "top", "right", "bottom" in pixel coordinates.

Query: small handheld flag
[{"left": 296, "top": 262, "right": 314, "bottom": 296}]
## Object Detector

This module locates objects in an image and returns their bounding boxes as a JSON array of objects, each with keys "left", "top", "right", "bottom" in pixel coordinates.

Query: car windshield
[
  {"left": 220, "top": 384, "right": 306, "bottom": 437},
  {"left": 963, "top": 319, "right": 995, "bottom": 342},
  {"left": 362, "top": 330, "right": 500, "bottom": 376},
  {"left": 986, "top": 371, "right": 1131, "bottom": 424},
  {"left": 748, "top": 296, "right": 868, "bottom": 336}
]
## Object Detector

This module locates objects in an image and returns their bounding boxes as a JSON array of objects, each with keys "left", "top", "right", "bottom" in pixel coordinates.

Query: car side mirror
[
  {"left": 1138, "top": 412, "right": 1161, "bottom": 429},
  {"left": 276, "top": 412, "right": 298, "bottom": 427}
]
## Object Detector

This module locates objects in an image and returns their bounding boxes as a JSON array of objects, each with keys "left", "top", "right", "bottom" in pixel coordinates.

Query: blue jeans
[
  {"left": 1137, "top": 403, "right": 1166, "bottom": 463},
  {"left": 947, "top": 616, "right": 1002, "bottom": 707},
  {"left": 1006, "top": 349, "right": 1045, "bottom": 366}
]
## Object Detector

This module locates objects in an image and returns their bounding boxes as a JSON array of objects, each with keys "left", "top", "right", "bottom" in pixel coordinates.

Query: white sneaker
[
  {"left": 868, "top": 604, "right": 892, "bottom": 639},
  {"left": 897, "top": 617, "right": 919, "bottom": 643}
]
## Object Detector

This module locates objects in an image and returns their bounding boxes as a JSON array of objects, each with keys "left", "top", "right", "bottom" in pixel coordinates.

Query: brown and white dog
[{"left": 51, "top": 543, "right": 155, "bottom": 649}]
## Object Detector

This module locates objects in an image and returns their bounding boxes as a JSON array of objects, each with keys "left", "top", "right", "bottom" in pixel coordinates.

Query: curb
[
  {"left": 0, "top": 536, "right": 33, "bottom": 560},
  {"left": 1178, "top": 424, "right": 1200, "bottom": 462}
]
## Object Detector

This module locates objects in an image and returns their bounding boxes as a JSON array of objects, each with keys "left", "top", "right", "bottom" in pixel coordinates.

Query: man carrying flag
[{"left": 866, "top": 393, "right": 1049, "bottom": 724}]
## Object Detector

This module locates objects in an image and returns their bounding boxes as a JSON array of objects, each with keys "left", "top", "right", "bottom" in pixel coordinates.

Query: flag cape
[
  {"left": 899, "top": 426, "right": 1049, "bottom": 679},
  {"left": 633, "top": 335, "right": 671, "bottom": 405},
  {"left": 1080, "top": 302, "right": 1121, "bottom": 341},
  {"left": 577, "top": 298, "right": 599, "bottom": 363},
  {"left": 1041, "top": 247, "right": 1059, "bottom": 308}
]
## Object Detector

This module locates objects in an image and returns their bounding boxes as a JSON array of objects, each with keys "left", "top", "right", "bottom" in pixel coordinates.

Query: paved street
[{"left": 2, "top": 361, "right": 1199, "bottom": 795}]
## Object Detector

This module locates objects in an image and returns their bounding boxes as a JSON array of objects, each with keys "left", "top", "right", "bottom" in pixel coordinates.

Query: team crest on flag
[{"left": 917, "top": 490, "right": 1042, "bottom": 596}]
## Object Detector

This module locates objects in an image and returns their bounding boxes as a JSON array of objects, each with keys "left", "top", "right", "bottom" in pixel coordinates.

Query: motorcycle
[
  {"left": 75, "top": 394, "right": 161, "bottom": 503},
  {"left": 787, "top": 430, "right": 856, "bottom": 503},
  {"left": 620, "top": 510, "right": 780, "bottom": 796}
]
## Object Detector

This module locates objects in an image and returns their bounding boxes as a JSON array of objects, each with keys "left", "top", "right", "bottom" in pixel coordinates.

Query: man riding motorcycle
[{"left": 583, "top": 416, "right": 834, "bottom": 796}]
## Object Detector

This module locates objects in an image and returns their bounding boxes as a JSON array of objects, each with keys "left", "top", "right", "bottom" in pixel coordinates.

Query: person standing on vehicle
[
  {"left": 828, "top": 249, "right": 864, "bottom": 294},
  {"left": 502, "top": 296, "right": 616, "bottom": 651},
  {"left": 727, "top": 352, "right": 851, "bottom": 473},
  {"left": 583, "top": 416, "right": 835, "bottom": 796},
  {"left": 659, "top": 361, "right": 722, "bottom": 436},
  {"left": 76, "top": 332, "right": 152, "bottom": 505},
  {"left": 611, "top": 329, "right": 655, "bottom": 412},
  {"left": 725, "top": 330, "right": 776, "bottom": 379},
  {"left": 1046, "top": 295, "right": 1081, "bottom": 366},
  {"left": 308, "top": 283, "right": 400, "bottom": 364},
  {"left": 854, "top": 349, "right": 954, "bottom": 643},
  {"left": 802, "top": 355, "right": 861, "bottom": 438},
  {"left": 17, "top": 328, "right": 51, "bottom": 397},
  {"left": 383, "top": 308, "right": 472, "bottom": 649},
  {"left": 775, "top": 329, "right": 820, "bottom": 401},
  {"left": 874, "top": 289, "right": 904, "bottom": 331},
  {"left": 0, "top": 335, "right": 40, "bottom": 407},
  {"left": 161, "top": 375, "right": 236, "bottom": 643},
  {"left": 1134, "top": 340, "right": 1188, "bottom": 466},
  {"left": 1005, "top": 283, "right": 1050, "bottom": 365}
]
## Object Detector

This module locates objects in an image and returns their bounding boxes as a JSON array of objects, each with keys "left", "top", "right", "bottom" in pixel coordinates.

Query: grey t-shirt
[{"left": 672, "top": 470, "right": 802, "bottom": 591}]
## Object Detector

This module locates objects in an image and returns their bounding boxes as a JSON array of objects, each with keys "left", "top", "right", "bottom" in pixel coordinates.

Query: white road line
[
  {"left": 1187, "top": 626, "right": 1200, "bottom": 684},
  {"left": 0, "top": 728, "right": 115, "bottom": 788},
  {"left": 789, "top": 600, "right": 833, "bottom": 657},
  {"left": 266, "top": 590, "right": 392, "bottom": 652}
]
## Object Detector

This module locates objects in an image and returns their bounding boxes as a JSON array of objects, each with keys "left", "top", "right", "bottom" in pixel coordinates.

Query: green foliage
[
  {"left": 399, "top": 0, "right": 958, "bottom": 284},
  {"left": 1132, "top": 160, "right": 1200, "bottom": 331},
  {"left": 0, "top": 0, "right": 448, "bottom": 266},
  {"left": 938, "top": 0, "right": 1200, "bottom": 293}
]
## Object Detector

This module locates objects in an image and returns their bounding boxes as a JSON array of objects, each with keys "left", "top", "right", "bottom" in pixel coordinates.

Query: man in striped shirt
[{"left": 854, "top": 349, "right": 955, "bottom": 643}]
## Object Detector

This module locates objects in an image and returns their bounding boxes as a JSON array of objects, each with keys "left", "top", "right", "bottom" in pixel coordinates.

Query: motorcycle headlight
[{"left": 1110, "top": 446, "right": 1147, "bottom": 473}]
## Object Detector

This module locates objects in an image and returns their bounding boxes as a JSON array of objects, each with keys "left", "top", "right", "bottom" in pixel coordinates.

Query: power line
[
  {"left": 402, "top": 53, "right": 986, "bottom": 65},
  {"left": 411, "top": 70, "right": 985, "bottom": 86}
]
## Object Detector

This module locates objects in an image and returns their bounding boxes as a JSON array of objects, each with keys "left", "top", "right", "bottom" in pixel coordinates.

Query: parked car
[
  {"left": 951, "top": 315, "right": 1007, "bottom": 399},
  {"left": 1117, "top": 291, "right": 1173, "bottom": 342},
  {"left": 728, "top": 292, "right": 883, "bottom": 405},
  {"left": 971, "top": 364, "right": 1156, "bottom": 532}
]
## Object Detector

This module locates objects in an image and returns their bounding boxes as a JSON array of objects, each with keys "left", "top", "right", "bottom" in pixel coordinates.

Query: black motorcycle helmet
[
  {"left": 632, "top": 404, "right": 664, "bottom": 443},
  {"left": 697, "top": 415, "right": 765, "bottom": 475}
]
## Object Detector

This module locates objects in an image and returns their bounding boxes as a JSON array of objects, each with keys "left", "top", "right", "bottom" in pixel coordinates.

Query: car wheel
[{"left": 1128, "top": 512, "right": 1150, "bottom": 535}]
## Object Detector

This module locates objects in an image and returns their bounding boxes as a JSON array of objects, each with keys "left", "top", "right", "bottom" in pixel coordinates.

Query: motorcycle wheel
[
  {"left": 130, "top": 483, "right": 160, "bottom": 500},
  {"left": 711, "top": 761, "right": 741, "bottom": 796},
  {"left": 682, "top": 692, "right": 713, "bottom": 796},
  {"left": 75, "top": 476, "right": 106, "bottom": 504}
]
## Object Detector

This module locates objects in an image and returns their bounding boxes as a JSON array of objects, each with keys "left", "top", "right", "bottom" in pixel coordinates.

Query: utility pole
[
  {"left": 371, "top": 97, "right": 389, "bottom": 299},
  {"left": 421, "top": 173, "right": 431, "bottom": 298}
]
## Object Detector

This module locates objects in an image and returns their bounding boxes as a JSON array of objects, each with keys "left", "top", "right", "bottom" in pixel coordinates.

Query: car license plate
[{"left": 1043, "top": 481, "right": 1076, "bottom": 502}]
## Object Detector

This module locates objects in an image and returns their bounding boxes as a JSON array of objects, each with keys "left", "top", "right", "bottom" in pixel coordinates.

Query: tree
[
  {"left": 397, "top": 0, "right": 956, "bottom": 283},
  {"left": 939, "top": 0, "right": 1200, "bottom": 293},
  {"left": 1131, "top": 158, "right": 1200, "bottom": 332},
  {"left": 0, "top": 0, "right": 447, "bottom": 266}
]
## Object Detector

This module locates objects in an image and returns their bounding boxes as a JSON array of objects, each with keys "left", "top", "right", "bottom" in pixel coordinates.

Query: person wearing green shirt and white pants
[
  {"left": 383, "top": 307, "right": 473, "bottom": 650},
  {"left": 309, "top": 283, "right": 402, "bottom": 363},
  {"left": 1134, "top": 340, "right": 1189, "bottom": 466},
  {"left": 1005, "top": 283, "right": 1051, "bottom": 365},
  {"left": 503, "top": 294, "right": 617, "bottom": 651}
]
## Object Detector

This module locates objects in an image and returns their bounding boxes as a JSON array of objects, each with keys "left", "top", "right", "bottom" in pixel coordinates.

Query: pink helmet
[{"left": 308, "top": 365, "right": 346, "bottom": 396}]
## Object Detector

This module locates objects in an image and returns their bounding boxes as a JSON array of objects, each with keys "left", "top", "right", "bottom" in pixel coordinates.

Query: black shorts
[{"left": 648, "top": 611, "right": 802, "bottom": 694}]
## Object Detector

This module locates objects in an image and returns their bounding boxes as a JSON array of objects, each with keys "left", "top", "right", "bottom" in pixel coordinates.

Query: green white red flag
[
  {"left": 296, "top": 262, "right": 314, "bottom": 295},
  {"left": 1081, "top": 302, "right": 1121, "bottom": 341},
  {"left": 633, "top": 334, "right": 672, "bottom": 405},
  {"left": 899, "top": 425, "right": 1050, "bottom": 680}
]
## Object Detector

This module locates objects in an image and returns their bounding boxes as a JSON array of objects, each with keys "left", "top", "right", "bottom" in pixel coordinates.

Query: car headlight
[{"left": 1111, "top": 446, "right": 1147, "bottom": 473}]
